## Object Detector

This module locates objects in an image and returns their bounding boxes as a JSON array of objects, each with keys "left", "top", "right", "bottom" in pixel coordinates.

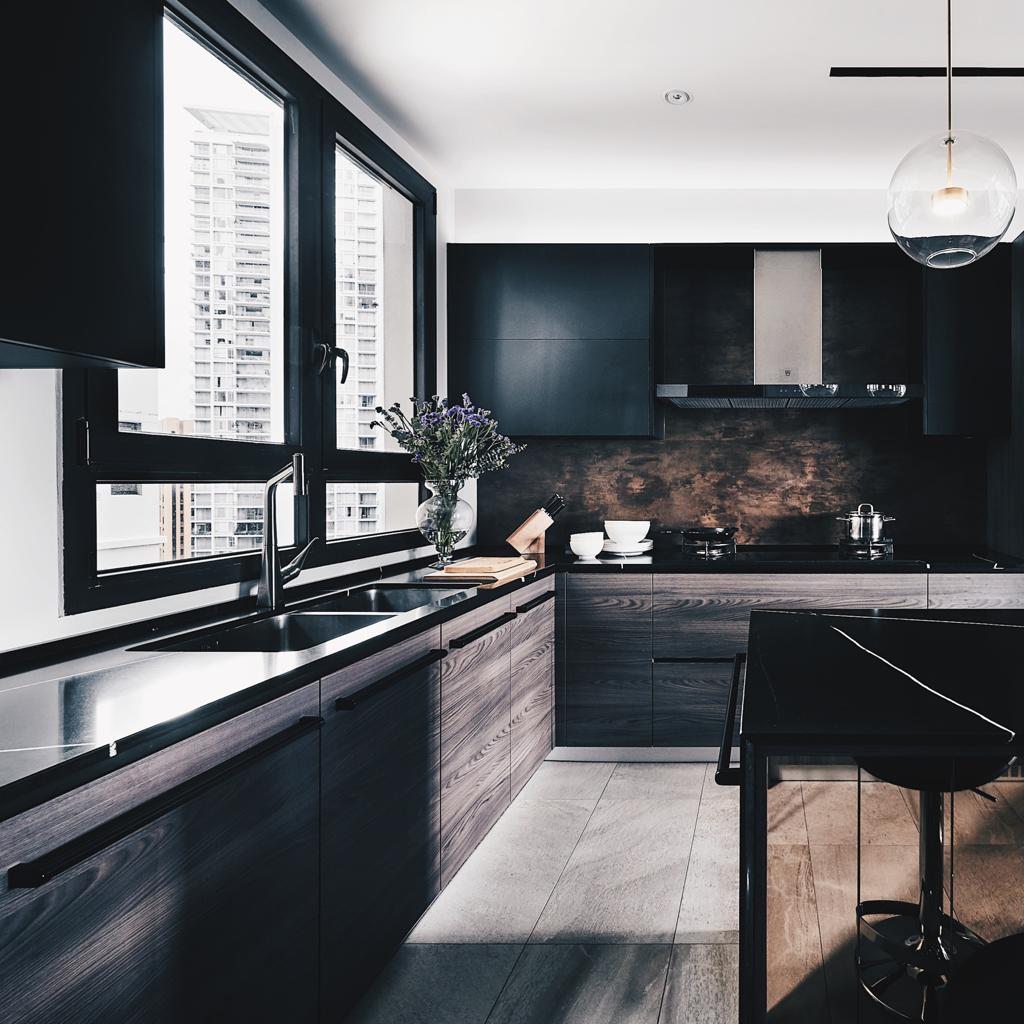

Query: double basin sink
[{"left": 143, "top": 584, "right": 474, "bottom": 654}]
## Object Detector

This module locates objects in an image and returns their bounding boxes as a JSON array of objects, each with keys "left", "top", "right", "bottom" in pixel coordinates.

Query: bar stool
[{"left": 854, "top": 755, "right": 1014, "bottom": 1022}]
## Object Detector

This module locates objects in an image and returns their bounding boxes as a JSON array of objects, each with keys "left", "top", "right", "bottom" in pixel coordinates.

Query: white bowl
[
  {"left": 604, "top": 520, "right": 650, "bottom": 545},
  {"left": 570, "top": 532, "right": 604, "bottom": 559}
]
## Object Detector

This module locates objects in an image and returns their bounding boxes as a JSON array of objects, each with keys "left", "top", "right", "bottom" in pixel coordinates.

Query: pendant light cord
[{"left": 946, "top": 0, "right": 953, "bottom": 138}]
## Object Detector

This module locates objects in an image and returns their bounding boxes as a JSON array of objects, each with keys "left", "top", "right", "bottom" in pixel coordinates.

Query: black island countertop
[
  {"left": 0, "top": 542, "right": 1020, "bottom": 821},
  {"left": 742, "top": 607, "right": 1024, "bottom": 751}
]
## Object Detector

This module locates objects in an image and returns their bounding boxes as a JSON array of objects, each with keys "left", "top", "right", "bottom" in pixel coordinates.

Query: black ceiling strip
[{"left": 830, "top": 66, "right": 1024, "bottom": 78}]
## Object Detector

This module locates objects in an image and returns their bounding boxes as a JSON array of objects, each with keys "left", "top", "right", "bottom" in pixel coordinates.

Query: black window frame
[{"left": 61, "top": 0, "right": 436, "bottom": 615}]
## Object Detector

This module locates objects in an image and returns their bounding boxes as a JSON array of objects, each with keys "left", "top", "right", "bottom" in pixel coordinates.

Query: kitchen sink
[
  {"left": 143, "top": 611, "right": 396, "bottom": 653},
  {"left": 307, "top": 583, "right": 474, "bottom": 614}
]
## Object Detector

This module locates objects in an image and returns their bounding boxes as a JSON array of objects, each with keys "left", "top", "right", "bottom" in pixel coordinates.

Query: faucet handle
[{"left": 281, "top": 536, "right": 319, "bottom": 584}]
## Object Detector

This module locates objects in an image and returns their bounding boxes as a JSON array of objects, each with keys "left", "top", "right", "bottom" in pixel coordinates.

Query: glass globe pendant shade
[{"left": 887, "top": 130, "right": 1016, "bottom": 269}]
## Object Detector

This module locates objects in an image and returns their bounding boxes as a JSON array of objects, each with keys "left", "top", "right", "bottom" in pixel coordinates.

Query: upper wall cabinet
[
  {"left": 447, "top": 244, "right": 652, "bottom": 436},
  {"left": 655, "top": 244, "right": 753, "bottom": 383},
  {"left": 821, "top": 244, "right": 922, "bottom": 383},
  {"left": 922, "top": 243, "right": 1011, "bottom": 436},
  {"left": 1, "top": 2, "right": 163, "bottom": 369}
]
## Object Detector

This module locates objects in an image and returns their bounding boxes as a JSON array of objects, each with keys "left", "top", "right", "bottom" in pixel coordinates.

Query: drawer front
[
  {"left": 512, "top": 575, "right": 555, "bottom": 612},
  {"left": 0, "top": 682, "right": 319, "bottom": 908},
  {"left": 440, "top": 594, "right": 513, "bottom": 649},
  {"left": 320, "top": 630, "right": 441, "bottom": 706},
  {"left": 928, "top": 573, "right": 1024, "bottom": 609},
  {"left": 511, "top": 603, "right": 554, "bottom": 797},
  {"left": 439, "top": 616, "right": 512, "bottom": 885},
  {"left": 565, "top": 576, "right": 653, "bottom": 746},
  {"left": 653, "top": 574, "right": 927, "bottom": 658},
  {"left": 653, "top": 660, "right": 736, "bottom": 747}
]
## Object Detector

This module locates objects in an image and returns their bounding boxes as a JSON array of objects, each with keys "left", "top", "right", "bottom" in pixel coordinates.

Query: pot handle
[{"left": 857, "top": 503, "right": 875, "bottom": 515}]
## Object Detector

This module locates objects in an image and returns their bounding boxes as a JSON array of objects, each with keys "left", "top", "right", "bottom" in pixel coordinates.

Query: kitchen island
[{"left": 734, "top": 607, "right": 1024, "bottom": 1022}]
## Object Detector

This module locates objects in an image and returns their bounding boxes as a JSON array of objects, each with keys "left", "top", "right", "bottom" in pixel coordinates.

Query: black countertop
[
  {"left": 1, "top": 543, "right": 1020, "bottom": 821},
  {"left": 742, "top": 607, "right": 1024, "bottom": 752}
]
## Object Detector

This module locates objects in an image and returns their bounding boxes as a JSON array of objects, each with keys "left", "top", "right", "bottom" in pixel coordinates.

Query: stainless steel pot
[{"left": 836, "top": 503, "right": 895, "bottom": 543}]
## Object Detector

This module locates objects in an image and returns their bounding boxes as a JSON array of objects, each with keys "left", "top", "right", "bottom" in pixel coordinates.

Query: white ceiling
[{"left": 258, "top": 0, "right": 1024, "bottom": 191}]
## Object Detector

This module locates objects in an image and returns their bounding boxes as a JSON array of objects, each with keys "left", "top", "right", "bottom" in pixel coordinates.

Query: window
[{"left": 60, "top": 0, "right": 436, "bottom": 614}]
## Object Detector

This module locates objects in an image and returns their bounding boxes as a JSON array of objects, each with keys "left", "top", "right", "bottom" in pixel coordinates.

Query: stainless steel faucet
[{"left": 257, "top": 453, "right": 319, "bottom": 613}]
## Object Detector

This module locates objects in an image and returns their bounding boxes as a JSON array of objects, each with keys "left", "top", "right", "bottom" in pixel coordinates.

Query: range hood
[{"left": 656, "top": 249, "right": 915, "bottom": 410}]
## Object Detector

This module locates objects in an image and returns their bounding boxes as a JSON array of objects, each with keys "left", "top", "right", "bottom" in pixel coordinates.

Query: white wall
[{"left": 0, "top": 0, "right": 456, "bottom": 653}]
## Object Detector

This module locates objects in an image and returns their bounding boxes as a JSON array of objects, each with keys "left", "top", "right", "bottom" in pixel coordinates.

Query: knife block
[{"left": 506, "top": 508, "right": 553, "bottom": 557}]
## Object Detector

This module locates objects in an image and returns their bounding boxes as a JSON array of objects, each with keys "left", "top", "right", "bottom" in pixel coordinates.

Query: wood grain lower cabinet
[
  {"left": 652, "top": 660, "right": 736, "bottom": 747},
  {"left": 320, "top": 634, "right": 442, "bottom": 1019},
  {"left": 927, "top": 573, "right": 1024, "bottom": 608},
  {"left": 564, "top": 576, "right": 653, "bottom": 745},
  {"left": 653, "top": 574, "right": 928, "bottom": 658},
  {"left": 440, "top": 600, "right": 514, "bottom": 885},
  {"left": 0, "top": 708, "right": 320, "bottom": 1024},
  {"left": 511, "top": 583, "right": 555, "bottom": 797}
]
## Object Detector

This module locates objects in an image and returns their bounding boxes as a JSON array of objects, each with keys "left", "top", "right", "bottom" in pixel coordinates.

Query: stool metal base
[{"left": 856, "top": 899, "right": 985, "bottom": 1021}]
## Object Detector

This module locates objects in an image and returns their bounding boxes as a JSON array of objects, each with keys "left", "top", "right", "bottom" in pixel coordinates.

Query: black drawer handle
[
  {"left": 516, "top": 590, "right": 555, "bottom": 615},
  {"left": 7, "top": 716, "right": 322, "bottom": 890},
  {"left": 335, "top": 649, "right": 446, "bottom": 710},
  {"left": 714, "top": 653, "right": 746, "bottom": 787},
  {"left": 449, "top": 611, "right": 518, "bottom": 649}
]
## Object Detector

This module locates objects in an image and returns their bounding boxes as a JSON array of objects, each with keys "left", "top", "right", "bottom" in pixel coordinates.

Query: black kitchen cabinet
[
  {"left": 822, "top": 244, "right": 922, "bottom": 383},
  {"left": 0, "top": 713, "right": 320, "bottom": 1024},
  {"left": 564, "top": 576, "right": 653, "bottom": 745},
  {"left": 447, "top": 244, "right": 652, "bottom": 436},
  {"left": 2, "top": 2, "right": 164, "bottom": 369},
  {"left": 655, "top": 244, "right": 754, "bottom": 383},
  {"left": 922, "top": 242, "right": 1011, "bottom": 436},
  {"left": 320, "top": 635, "right": 441, "bottom": 1018}
]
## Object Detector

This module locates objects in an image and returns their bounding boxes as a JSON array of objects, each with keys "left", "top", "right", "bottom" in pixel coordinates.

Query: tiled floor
[
  {"left": 349, "top": 762, "right": 735, "bottom": 1024},
  {"left": 345, "top": 763, "right": 1024, "bottom": 1024}
]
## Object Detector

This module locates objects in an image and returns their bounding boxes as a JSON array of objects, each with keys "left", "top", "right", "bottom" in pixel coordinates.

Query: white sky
[{"left": 119, "top": 17, "right": 284, "bottom": 432}]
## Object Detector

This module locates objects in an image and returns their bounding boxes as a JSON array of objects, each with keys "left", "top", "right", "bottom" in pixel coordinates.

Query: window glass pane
[
  {"left": 326, "top": 482, "right": 418, "bottom": 541},
  {"left": 335, "top": 147, "right": 414, "bottom": 453},
  {"left": 118, "top": 17, "right": 285, "bottom": 443},
  {"left": 96, "top": 482, "right": 293, "bottom": 570}
]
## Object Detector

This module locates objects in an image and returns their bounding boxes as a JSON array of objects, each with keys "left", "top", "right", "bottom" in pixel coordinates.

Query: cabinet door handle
[
  {"left": 714, "top": 653, "right": 746, "bottom": 787},
  {"left": 516, "top": 590, "right": 555, "bottom": 615},
  {"left": 448, "top": 610, "right": 517, "bottom": 649},
  {"left": 7, "top": 716, "right": 322, "bottom": 890},
  {"left": 335, "top": 649, "right": 446, "bottom": 711}
]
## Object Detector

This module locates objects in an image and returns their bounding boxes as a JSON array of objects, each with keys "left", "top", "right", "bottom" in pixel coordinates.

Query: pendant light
[{"left": 887, "top": 0, "right": 1016, "bottom": 268}]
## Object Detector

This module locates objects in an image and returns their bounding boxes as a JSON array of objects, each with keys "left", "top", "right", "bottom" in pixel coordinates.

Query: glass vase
[{"left": 416, "top": 480, "right": 475, "bottom": 566}]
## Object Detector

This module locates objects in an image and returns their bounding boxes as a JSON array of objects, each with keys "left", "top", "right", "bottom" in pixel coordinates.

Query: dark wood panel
[
  {"left": 449, "top": 337, "right": 651, "bottom": 437},
  {"left": 565, "top": 577, "right": 653, "bottom": 746},
  {"left": 440, "top": 616, "right": 512, "bottom": 884},
  {"left": 821, "top": 244, "right": 921, "bottom": 383},
  {"left": 448, "top": 243, "right": 651, "bottom": 341},
  {"left": 927, "top": 573, "right": 1024, "bottom": 609},
  {"left": 511, "top": 602, "right": 555, "bottom": 797},
  {"left": 653, "top": 661, "right": 736, "bottom": 747},
  {"left": 0, "top": 725, "right": 319, "bottom": 1024},
  {"left": 321, "top": 646, "right": 441, "bottom": 1017},
  {"left": 656, "top": 244, "right": 754, "bottom": 384},
  {"left": 652, "top": 574, "right": 927, "bottom": 658}
]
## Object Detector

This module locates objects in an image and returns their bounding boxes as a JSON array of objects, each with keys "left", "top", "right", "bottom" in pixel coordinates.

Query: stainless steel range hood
[{"left": 656, "top": 249, "right": 915, "bottom": 410}]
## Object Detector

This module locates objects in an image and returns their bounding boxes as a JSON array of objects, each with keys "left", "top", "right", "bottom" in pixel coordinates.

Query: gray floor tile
[
  {"left": 516, "top": 761, "right": 615, "bottom": 801},
  {"left": 346, "top": 944, "right": 521, "bottom": 1024},
  {"left": 660, "top": 944, "right": 738, "bottom": 1024},
  {"left": 532, "top": 795, "right": 700, "bottom": 943},
  {"left": 603, "top": 762, "right": 707, "bottom": 800},
  {"left": 485, "top": 944, "right": 671, "bottom": 1024},
  {"left": 675, "top": 768, "right": 739, "bottom": 942},
  {"left": 768, "top": 782, "right": 808, "bottom": 845},
  {"left": 408, "top": 798, "right": 594, "bottom": 942}
]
